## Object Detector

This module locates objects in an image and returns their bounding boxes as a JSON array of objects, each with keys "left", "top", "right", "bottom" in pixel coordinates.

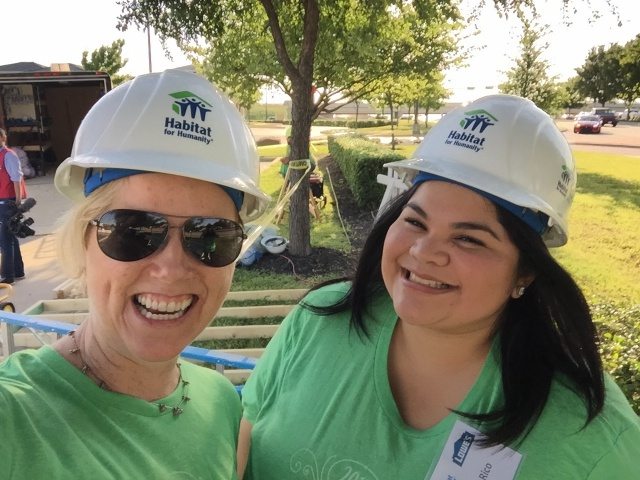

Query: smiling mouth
[
  {"left": 405, "top": 270, "right": 453, "bottom": 290},
  {"left": 134, "top": 294, "right": 194, "bottom": 320}
]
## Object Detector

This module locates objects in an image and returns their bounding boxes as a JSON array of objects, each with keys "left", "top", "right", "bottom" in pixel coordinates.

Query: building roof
[{"left": 0, "top": 62, "right": 86, "bottom": 73}]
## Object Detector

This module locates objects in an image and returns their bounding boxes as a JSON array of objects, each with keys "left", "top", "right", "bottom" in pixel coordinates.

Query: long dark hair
[{"left": 303, "top": 184, "right": 605, "bottom": 447}]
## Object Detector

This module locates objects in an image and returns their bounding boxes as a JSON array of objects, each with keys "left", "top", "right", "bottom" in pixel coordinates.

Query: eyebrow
[{"left": 404, "top": 202, "right": 500, "bottom": 241}]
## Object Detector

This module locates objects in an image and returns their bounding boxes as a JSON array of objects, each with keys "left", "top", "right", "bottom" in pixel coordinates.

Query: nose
[
  {"left": 409, "top": 233, "right": 450, "bottom": 266},
  {"left": 148, "top": 227, "right": 193, "bottom": 277}
]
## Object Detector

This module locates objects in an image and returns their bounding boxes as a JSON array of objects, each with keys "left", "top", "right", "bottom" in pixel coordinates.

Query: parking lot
[{"left": 558, "top": 120, "right": 640, "bottom": 156}]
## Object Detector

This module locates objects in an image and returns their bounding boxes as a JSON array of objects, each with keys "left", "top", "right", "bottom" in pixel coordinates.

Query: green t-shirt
[
  {"left": 242, "top": 282, "right": 640, "bottom": 479},
  {"left": 0, "top": 345, "right": 241, "bottom": 479}
]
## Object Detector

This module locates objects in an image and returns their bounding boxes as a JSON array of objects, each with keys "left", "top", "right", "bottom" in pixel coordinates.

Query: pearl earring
[{"left": 513, "top": 286, "right": 526, "bottom": 298}]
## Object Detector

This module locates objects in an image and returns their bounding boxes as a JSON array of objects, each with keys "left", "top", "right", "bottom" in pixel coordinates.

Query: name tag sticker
[{"left": 428, "top": 420, "right": 522, "bottom": 480}]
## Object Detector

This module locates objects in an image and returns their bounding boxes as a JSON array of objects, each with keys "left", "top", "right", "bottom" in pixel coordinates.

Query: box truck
[{"left": 0, "top": 64, "right": 112, "bottom": 175}]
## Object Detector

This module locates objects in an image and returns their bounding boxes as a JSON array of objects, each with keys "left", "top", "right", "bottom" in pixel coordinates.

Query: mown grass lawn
[{"left": 553, "top": 152, "right": 640, "bottom": 304}]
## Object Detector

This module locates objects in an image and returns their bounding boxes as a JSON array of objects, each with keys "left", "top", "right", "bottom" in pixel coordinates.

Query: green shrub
[
  {"left": 313, "top": 119, "right": 393, "bottom": 128},
  {"left": 592, "top": 301, "right": 640, "bottom": 413},
  {"left": 328, "top": 134, "right": 404, "bottom": 209}
]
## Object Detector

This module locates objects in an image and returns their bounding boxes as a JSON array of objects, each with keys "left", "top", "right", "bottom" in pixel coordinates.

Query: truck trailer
[{"left": 0, "top": 63, "right": 112, "bottom": 176}]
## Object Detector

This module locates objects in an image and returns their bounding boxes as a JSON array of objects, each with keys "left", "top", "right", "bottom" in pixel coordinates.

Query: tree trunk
[
  {"left": 412, "top": 100, "right": 420, "bottom": 136},
  {"left": 389, "top": 102, "right": 396, "bottom": 150},
  {"left": 287, "top": 84, "right": 313, "bottom": 256}
]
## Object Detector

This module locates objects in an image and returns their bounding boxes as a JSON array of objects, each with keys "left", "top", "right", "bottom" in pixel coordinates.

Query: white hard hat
[
  {"left": 54, "top": 69, "right": 270, "bottom": 221},
  {"left": 384, "top": 94, "right": 576, "bottom": 247},
  {"left": 260, "top": 235, "right": 288, "bottom": 254}
]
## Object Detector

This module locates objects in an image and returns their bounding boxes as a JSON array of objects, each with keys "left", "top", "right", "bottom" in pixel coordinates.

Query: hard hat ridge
[
  {"left": 384, "top": 94, "right": 576, "bottom": 247},
  {"left": 54, "top": 69, "right": 270, "bottom": 221}
]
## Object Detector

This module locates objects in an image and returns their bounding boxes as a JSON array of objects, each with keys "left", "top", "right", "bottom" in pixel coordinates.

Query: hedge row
[
  {"left": 282, "top": 119, "right": 394, "bottom": 128},
  {"left": 593, "top": 302, "right": 640, "bottom": 413},
  {"left": 328, "top": 134, "right": 404, "bottom": 210}
]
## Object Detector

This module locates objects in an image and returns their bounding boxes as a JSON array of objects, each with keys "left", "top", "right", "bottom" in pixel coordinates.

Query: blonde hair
[{"left": 55, "top": 181, "right": 121, "bottom": 290}]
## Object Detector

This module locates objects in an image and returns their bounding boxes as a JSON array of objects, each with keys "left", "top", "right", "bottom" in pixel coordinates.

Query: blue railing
[{"left": 0, "top": 310, "right": 258, "bottom": 370}]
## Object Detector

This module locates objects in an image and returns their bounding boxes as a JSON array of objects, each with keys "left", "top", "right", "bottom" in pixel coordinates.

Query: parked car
[
  {"left": 616, "top": 109, "right": 639, "bottom": 120},
  {"left": 590, "top": 108, "right": 618, "bottom": 126},
  {"left": 573, "top": 115, "right": 602, "bottom": 134}
]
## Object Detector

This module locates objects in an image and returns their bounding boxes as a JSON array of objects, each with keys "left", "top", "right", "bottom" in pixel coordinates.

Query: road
[
  {"left": 558, "top": 120, "right": 640, "bottom": 156},
  {"left": 253, "top": 120, "right": 640, "bottom": 156}
]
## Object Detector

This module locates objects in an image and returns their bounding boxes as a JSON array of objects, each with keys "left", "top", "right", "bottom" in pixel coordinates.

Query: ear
[{"left": 511, "top": 275, "right": 535, "bottom": 299}]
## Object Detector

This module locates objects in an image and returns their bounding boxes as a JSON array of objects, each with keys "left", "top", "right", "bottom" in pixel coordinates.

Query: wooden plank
[
  {"left": 225, "top": 289, "right": 306, "bottom": 302},
  {"left": 0, "top": 323, "right": 18, "bottom": 356},
  {"left": 12, "top": 331, "right": 58, "bottom": 348},
  {"left": 22, "top": 300, "right": 293, "bottom": 320},
  {"left": 217, "top": 348, "right": 264, "bottom": 358},
  {"left": 195, "top": 324, "right": 279, "bottom": 341},
  {"left": 216, "top": 304, "right": 294, "bottom": 318},
  {"left": 22, "top": 298, "right": 89, "bottom": 316}
]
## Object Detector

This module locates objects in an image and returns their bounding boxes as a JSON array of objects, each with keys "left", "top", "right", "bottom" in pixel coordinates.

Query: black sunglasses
[{"left": 89, "top": 209, "right": 246, "bottom": 267}]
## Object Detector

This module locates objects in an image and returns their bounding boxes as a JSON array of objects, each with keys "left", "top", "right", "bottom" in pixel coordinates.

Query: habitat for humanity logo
[
  {"left": 452, "top": 431, "right": 475, "bottom": 466},
  {"left": 556, "top": 164, "right": 572, "bottom": 197},
  {"left": 444, "top": 109, "right": 497, "bottom": 152},
  {"left": 163, "top": 91, "right": 214, "bottom": 145}
]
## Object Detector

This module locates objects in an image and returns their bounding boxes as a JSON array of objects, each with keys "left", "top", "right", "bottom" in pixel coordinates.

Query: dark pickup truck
[{"left": 590, "top": 108, "right": 618, "bottom": 126}]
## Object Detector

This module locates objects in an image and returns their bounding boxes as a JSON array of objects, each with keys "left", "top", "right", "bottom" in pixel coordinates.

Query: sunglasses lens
[
  {"left": 95, "top": 210, "right": 168, "bottom": 262},
  {"left": 183, "top": 217, "right": 245, "bottom": 267}
]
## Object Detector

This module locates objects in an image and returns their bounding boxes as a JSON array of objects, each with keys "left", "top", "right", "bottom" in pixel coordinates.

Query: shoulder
[
  {"left": 0, "top": 348, "right": 52, "bottom": 405},
  {"left": 301, "top": 281, "right": 352, "bottom": 307},
  {"left": 526, "top": 373, "right": 640, "bottom": 466},
  {"left": 596, "top": 375, "right": 640, "bottom": 438},
  {"left": 2, "top": 148, "right": 19, "bottom": 162},
  {"left": 0, "top": 348, "right": 48, "bottom": 378},
  {"left": 543, "top": 373, "right": 638, "bottom": 435}
]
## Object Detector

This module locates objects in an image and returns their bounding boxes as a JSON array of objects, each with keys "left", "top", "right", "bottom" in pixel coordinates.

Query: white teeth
[
  {"left": 135, "top": 294, "right": 193, "bottom": 320},
  {"left": 408, "top": 272, "right": 450, "bottom": 289}
]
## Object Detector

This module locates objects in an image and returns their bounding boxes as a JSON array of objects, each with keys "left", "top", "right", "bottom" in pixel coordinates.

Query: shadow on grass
[{"left": 577, "top": 172, "right": 640, "bottom": 209}]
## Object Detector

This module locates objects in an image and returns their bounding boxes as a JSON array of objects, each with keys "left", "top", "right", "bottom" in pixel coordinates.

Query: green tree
[
  {"left": 417, "top": 72, "right": 449, "bottom": 131},
  {"left": 575, "top": 44, "right": 622, "bottom": 106},
  {"left": 116, "top": 0, "right": 622, "bottom": 255},
  {"left": 556, "top": 77, "right": 586, "bottom": 115},
  {"left": 498, "top": 16, "right": 558, "bottom": 113},
  {"left": 617, "top": 35, "right": 640, "bottom": 119},
  {"left": 81, "top": 39, "right": 133, "bottom": 87},
  {"left": 367, "top": 75, "right": 428, "bottom": 149},
  {"left": 117, "top": 0, "right": 462, "bottom": 255}
]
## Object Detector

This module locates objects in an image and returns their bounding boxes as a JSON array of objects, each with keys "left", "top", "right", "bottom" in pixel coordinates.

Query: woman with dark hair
[{"left": 238, "top": 94, "right": 639, "bottom": 479}]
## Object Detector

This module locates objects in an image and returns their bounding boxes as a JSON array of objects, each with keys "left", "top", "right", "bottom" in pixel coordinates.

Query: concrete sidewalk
[{"left": 5, "top": 174, "right": 72, "bottom": 313}]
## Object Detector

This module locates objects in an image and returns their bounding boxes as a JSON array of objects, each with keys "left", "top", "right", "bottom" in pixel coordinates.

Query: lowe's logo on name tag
[
  {"left": 428, "top": 420, "right": 522, "bottom": 480},
  {"left": 452, "top": 431, "right": 475, "bottom": 466}
]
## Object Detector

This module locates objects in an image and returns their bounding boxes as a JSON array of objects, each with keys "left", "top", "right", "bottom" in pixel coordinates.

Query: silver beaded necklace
[{"left": 68, "top": 330, "right": 190, "bottom": 416}]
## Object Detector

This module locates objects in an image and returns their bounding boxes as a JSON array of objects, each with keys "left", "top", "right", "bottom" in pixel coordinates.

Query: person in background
[
  {"left": 0, "top": 70, "right": 269, "bottom": 478},
  {"left": 0, "top": 127, "right": 27, "bottom": 284},
  {"left": 238, "top": 94, "right": 640, "bottom": 479},
  {"left": 13, "top": 146, "right": 37, "bottom": 179}
]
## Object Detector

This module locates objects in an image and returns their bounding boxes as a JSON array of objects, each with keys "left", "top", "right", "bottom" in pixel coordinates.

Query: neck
[
  {"left": 392, "top": 320, "right": 493, "bottom": 375},
  {"left": 55, "top": 323, "right": 180, "bottom": 402}
]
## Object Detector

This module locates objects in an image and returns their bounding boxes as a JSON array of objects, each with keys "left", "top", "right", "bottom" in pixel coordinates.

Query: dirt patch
[{"left": 247, "top": 155, "right": 376, "bottom": 279}]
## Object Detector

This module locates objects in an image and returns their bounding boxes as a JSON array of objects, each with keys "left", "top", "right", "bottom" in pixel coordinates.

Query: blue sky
[{"left": 4, "top": 0, "right": 637, "bottom": 103}]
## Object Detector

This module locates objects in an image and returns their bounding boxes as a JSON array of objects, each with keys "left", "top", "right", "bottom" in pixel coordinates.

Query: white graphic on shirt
[{"left": 290, "top": 448, "right": 380, "bottom": 480}]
